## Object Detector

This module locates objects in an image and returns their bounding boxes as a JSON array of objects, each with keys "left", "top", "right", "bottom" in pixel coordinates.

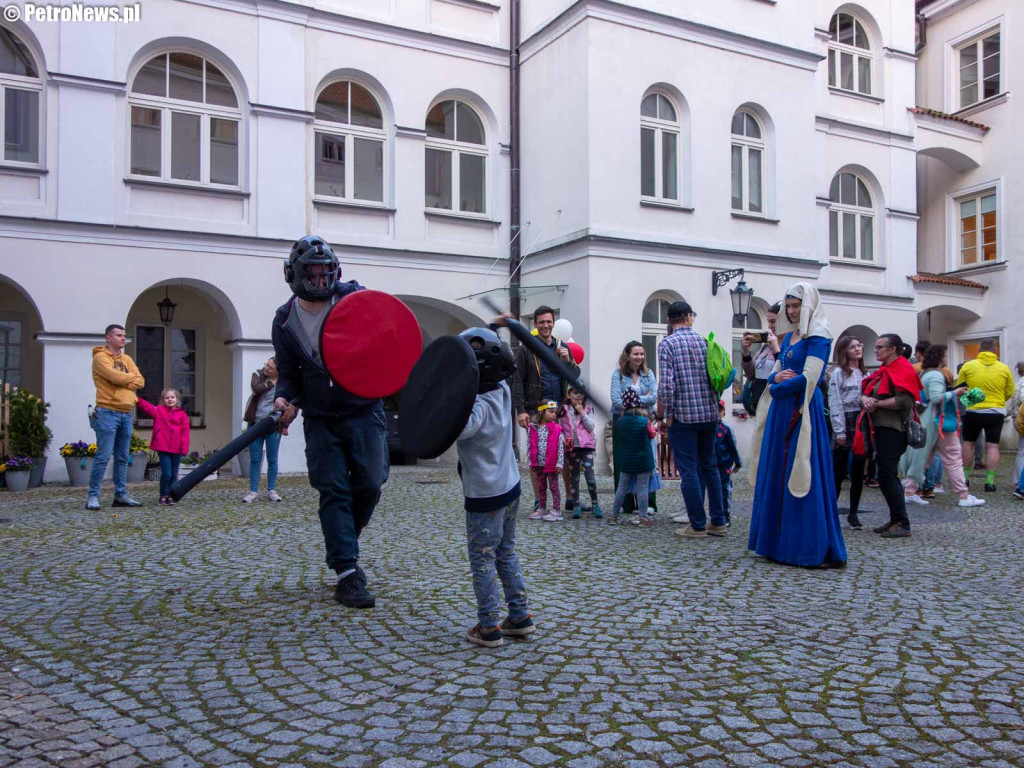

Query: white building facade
[{"left": 0, "top": 0, "right": 956, "bottom": 479}]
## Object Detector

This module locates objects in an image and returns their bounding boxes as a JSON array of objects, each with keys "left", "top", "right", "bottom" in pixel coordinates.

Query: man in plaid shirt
[{"left": 657, "top": 301, "right": 728, "bottom": 538}]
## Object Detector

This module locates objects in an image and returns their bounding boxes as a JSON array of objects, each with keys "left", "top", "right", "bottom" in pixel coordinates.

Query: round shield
[
  {"left": 319, "top": 290, "right": 422, "bottom": 399},
  {"left": 399, "top": 336, "right": 479, "bottom": 459}
]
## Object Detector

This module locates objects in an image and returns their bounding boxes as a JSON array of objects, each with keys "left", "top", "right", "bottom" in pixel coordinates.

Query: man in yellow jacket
[
  {"left": 956, "top": 338, "right": 1015, "bottom": 493},
  {"left": 87, "top": 324, "right": 145, "bottom": 510}
]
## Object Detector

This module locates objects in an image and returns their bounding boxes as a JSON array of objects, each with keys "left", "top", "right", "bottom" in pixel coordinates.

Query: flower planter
[
  {"left": 234, "top": 448, "right": 251, "bottom": 478},
  {"left": 178, "top": 466, "right": 218, "bottom": 482},
  {"left": 64, "top": 456, "right": 94, "bottom": 487},
  {"left": 28, "top": 457, "right": 46, "bottom": 488},
  {"left": 5, "top": 470, "right": 31, "bottom": 492},
  {"left": 127, "top": 453, "right": 149, "bottom": 484}
]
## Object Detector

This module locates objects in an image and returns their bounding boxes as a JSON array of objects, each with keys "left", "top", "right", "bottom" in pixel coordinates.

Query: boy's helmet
[
  {"left": 459, "top": 327, "right": 516, "bottom": 393},
  {"left": 284, "top": 235, "right": 340, "bottom": 301}
]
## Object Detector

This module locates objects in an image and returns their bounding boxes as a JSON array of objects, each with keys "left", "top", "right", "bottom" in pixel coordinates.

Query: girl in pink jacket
[
  {"left": 528, "top": 401, "right": 564, "bottom": 522},
  {"left": 136, "top": 388, "right": 190, "bottom": 506},
  {"left": 560, "top": 384, "right": 602, "bottom": 519}
]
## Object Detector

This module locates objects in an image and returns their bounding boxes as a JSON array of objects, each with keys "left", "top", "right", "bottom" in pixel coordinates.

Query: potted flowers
[
  {"left": 8, "top": 390, "right": 52, "bottom": 487},
  {"left": 179, "top": 450, "right": 218, "bottom": 481},
  {"left": 59, "top": 441, "right": 98, "bottom": 487},
  {"left": 127, "top": 434, "right": 150, "bottom": 484},
  {"left": 2, "top": 456, "right": 34, "bottom": 492}
]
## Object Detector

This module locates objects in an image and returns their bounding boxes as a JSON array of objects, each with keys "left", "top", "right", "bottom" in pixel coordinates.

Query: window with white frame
[
  {"left": 0, "top": 28, "right": 41, "bottom": 165},
  {"left": 129, "top": 53, "right": 241, "bottom": 187},
  {"left": 641, "top": 298, "right": 674, "bottom": 377},
  {"left": 640, "top": 92, "right": 679, "bottom": 201},
  {"left": 829, "top": 172, "right": 874, "bottom": 262},
  {"left": 135, "top": 325, "right": 201, "bottom": 418},
  {"left": 0, "top": 319, "right": 21, "bottom": 388},
  {"left": 828, "top": 12, "right": 872, "bottom": 95},
  {"left": 314, "top": 81, "right": 385, "bottom": 203},
  {"left": 957, "top": 30, "right": 1000, "bottom": 109},
  {"left": 424, "top": 99, "right": 487, "bottom": 215},
  {"left": 957, "top": 189, "right": 997, "bottom": 266},
  {"left": 731, "top": 111, "right": 764, "bottom": 214}
]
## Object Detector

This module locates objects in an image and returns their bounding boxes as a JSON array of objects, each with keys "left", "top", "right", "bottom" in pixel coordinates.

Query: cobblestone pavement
[{"left": 2, "top": 462, "right": 1023, "bottom": 768}]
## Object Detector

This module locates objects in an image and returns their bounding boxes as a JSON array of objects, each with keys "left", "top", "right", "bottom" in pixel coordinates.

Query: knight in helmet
[
  {"left": 455, "top": 325, "right": 536, "bottom": 648},
  {"left": 272, "top": 235, "right": 387, "bottom": 609}
]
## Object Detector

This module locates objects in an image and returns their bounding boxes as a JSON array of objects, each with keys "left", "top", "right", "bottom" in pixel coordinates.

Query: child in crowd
[
  {"left": 528, "top": 402, "right": 564, "bottom": 521},
  {"left": 136, "top": 388, "right": 191, "bottom": 505},
  {"left": 714, "top": 400, "right": 742, "bottom": 526},
  {"left": 609, "top": 388, "right": 655, "bottom": 526},
  {"left": 455, "top": 327, "right": 534, "bottom": 648},
  {"left": 560, "top": 383, "right": 602, "bottom": 519}
]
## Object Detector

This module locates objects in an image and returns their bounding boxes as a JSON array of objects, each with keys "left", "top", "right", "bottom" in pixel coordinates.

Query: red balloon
[{"left": 566, "top": 342, "right": 585, "bottom": 365}]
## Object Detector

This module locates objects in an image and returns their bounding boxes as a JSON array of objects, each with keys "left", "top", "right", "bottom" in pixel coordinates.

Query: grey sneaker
[
  {"left": 267, "top": 490, "right": 282, "bottom": 502},
  {"left": 706, "top": 524, "right": 729, "bottom": 537},
  {"left": 112, "top": 495, "right": 142, "bottom": 508},
  {"left": 86, "top": 496, "right": 100, "bottom": 510},
  {"left": 675, "top": 524, "right": 707, "bottom": 538}
]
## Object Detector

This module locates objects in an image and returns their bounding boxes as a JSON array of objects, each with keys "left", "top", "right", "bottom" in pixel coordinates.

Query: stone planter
[
  {"left": 28, "top": 457, "right": 46, "bottom": 488},
  {"left": 178, "top": 466, "right": 217, "bottom": 482},
  {"left": 234, "top": 448, "right": 251, "bottom": 478},
  {"left": 64, "top": 456, "right": 94, "bottom": 487},
  {"left": 145, "top": 465, "right": 161, "bottom": 482},
  {"left": 127, "top": 453, "right": 149, "bottom": 484},
  {"left": 5, "top": 470, "right": 31, "bottom": 492}
]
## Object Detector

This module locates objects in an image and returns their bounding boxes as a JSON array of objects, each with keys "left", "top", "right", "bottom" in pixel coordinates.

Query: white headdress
[{"left": 774, "top": 282, "right": 832, "bottom": 340}]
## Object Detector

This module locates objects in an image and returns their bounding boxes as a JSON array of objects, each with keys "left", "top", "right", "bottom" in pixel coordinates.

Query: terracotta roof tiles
[
  {"left": 909, "top": 107, "right": 989, "bottom": 132},
  {"left": 910, "top": 272, "right": 988, "bottom": 290}
]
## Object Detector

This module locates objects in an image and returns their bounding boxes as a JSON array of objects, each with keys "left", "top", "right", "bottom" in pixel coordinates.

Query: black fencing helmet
[
  {"left": 284, "top": 236, "right": 340, "bottom": 301},
  {"left": 459, "top": 327, "right": 516, "bottom": 393}
]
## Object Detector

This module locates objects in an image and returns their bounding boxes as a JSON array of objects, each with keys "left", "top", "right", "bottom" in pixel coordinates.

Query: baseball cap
[{"left": 666, "top": 301, "right": 694, "bottom": 319}]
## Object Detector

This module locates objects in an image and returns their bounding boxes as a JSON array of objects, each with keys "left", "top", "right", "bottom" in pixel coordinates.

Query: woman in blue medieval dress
[{"left": 747, "top": 282, "right": 847, "bottom": 568}]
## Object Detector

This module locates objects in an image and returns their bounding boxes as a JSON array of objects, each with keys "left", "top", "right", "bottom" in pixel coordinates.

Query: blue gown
[{"left": 748, "top": 334, "right": 847, "bottom": 567}]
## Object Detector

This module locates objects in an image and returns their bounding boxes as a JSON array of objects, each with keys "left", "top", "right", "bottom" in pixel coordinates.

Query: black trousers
[
  {"left": 833, "top": 444, "right": 866, "bottom": 515},
  {"left": 873, "top": 426, "right": 909, "bottom": 528}
]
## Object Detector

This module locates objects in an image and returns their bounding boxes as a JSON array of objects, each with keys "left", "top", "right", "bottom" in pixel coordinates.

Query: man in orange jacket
[{"left": 87, "top": 324, "right": 145, "bottom": 510}]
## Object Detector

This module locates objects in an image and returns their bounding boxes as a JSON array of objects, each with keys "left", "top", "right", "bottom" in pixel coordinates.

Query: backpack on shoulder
[{"left": 706, "top": 331, "right": 737, "bottom": 396}]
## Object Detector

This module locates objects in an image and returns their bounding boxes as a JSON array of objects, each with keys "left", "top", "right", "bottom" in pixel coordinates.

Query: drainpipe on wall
[
  {"left": 916, "top": 12, "right": 927, "bottom": 53},
  {"left": 509, "top": 0, "right": 521, "bottom": 321}
]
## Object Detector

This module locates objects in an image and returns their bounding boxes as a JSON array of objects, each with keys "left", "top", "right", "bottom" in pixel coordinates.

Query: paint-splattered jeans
[
  {"left": 567, "top": 448, "right": 598, "bottom": 506},
  {"left": 465, "top": 497, "right": 530, "bottom": 630}
]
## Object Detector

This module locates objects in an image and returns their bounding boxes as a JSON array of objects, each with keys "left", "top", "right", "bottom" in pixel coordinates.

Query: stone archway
[{"left": 0, "top": 274, "right": 44, "bottom": 398}]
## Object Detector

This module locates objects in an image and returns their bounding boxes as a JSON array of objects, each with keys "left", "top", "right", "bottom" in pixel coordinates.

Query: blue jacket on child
[{"left": 715, "top": 421, "right": 742, "bottom": 472}]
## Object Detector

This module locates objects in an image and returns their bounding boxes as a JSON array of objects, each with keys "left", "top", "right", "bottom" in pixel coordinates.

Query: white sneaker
[
  {"left": 933, "top": 485, "right": 945, "bottom": 494},
  {"left": 267, "top": 490, "right": 282, "bottom": 502},
  {"left": 958, "top": 494, "right": 986, "bottom": 508},
  {"left": 541, "top": 510, "right": 563, "bottom": 522},
  {"left": 647, "top": 507, "right": 656, "bottom": 517},
  {"left": 242, "top": 492, "right": 259, "bottom": 503},
  {"left": 529, "top": 507, "right": 546, "bottom": 520},
  {"left": 905, "top": 494, "right": 930, "bottom": 506},
  {"left": 671, "top": 514, "right": 688, "bottom": 524}
]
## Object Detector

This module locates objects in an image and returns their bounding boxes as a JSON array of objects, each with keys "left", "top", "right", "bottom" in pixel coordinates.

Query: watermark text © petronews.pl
[{"left": 3, "top": 3, "right": 141, "bottom": 22}]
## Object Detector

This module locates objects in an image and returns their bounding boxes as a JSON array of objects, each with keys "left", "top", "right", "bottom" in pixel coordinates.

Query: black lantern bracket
[
  {"left": 711, "top": 268, "right": 745, "bottom": 296},
  {"left": 157, "top": 286, "right": 177, "bottom": 325}
]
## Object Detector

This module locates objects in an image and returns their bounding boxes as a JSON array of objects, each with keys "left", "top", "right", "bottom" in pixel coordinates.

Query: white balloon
[
  {"left": 553, "top": 318, "right": 573, "bottom": 340},
  {"left": 567, "top": 337, "right": 575, "bottom": 343}
]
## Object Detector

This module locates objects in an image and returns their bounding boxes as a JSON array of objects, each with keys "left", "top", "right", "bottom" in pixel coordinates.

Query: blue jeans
[
  {"left": 613, "top": 471, "right": 650, "bottom": 520},
  {"left": 303, "top": 409, "right": 389, "bottom": 573},
  {"left": 466, "top": 498, "right": 529, "bottom": 629},
  {"left": 668, "top": 420, "right": 725, "bottom": 529},
  {"left": 719, "top": 468, "right": 733, "bottom": 524},
  {"left": 922, "top": 453, "right": 943, "bottom": 491},
  {"left": 249, "top": 430, "right": 281, "bottom": 492},
  {"left": 159, "top": 452, "right": 181, "bottom": 496},
  {"left": 88, "top": 407, "right": 133, "bottom": 497}
]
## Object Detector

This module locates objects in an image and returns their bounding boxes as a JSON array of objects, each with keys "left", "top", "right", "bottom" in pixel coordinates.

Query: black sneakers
[
  {"left": 112, "top": 495, "right": 142, "bottom": 507},
  {"left": 873, "top": 521, "right": 896, "bottom": 534},
  {"left": 984, "top": 483, "right": 997, "bottom": 493},
  {"left": 847, "top": 513, "right": 863, "bottom": 530},
  {"left": 879, "top": 523, "right": 911, "bottom": 539},
  {"left": 466, "top": 624, "right": 503, "bottom": 648},
  {"left": 500, "top": 615, "right": 536, "bottom": 637},
  {"left": 334, "top": 569, "right": 375, "bottom": 609}
]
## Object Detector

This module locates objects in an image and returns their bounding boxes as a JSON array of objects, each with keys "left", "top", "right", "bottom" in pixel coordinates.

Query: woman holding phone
[{"left": 740, "top": 302, "right": 781, "bottom": 416}]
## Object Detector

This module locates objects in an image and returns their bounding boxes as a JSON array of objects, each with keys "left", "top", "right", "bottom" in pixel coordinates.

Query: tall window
[
  {"left": 829, "top": 172, "right": 874, "bottom": 262},
  {"left": 958, "top": 190, "right": 997, "bottom": 266},
  {"left": 731, "top": 111, "right": 763, "bottom": 214},
  {"left": 0, "top": 28, "right": 41, "bottom": 165},
  {"left": 314, "top": 81, "right": 385, "bottom": 203},
  {"left": 640, "top": 93, "right": 678, "bottom": 201},
  {"left": 641, "top": 298, "right": 674, "bottom": 376},
  {"left": 129, "top": 53, "right": 241, "bottom": 187},
  {"left": 828, "top": 12, "right": 872, "bottom": 95},
  {"left": 0, "top": 320, "right": 21, "bottom": 388},
  {"left": 958, "top": 31, "right": 1000, "bottom": 109},
  {"left": 135, "top": 325, "right": 200, "bottom": 418},
  {"left": 425, "top": 100, "right": 487, "bottom": 214}
]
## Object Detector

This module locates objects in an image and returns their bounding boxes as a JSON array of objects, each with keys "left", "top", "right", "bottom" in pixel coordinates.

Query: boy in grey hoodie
[{"left": 457, "top": 327, "right": 535, "bottom": 648}]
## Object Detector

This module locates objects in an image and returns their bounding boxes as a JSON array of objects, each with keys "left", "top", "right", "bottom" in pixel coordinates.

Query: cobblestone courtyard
[{"left": 2, "top": 464, "right": 1023, "bottom": 768}]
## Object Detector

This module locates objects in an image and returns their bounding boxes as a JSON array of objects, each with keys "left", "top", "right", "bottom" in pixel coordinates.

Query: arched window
[
  {"left": 129, "top": 52, "right": 242, "bottom": 187},
  {"left": 731, "top": 110, "right": 764, "bottom": 214},
  {"left": 425, "top": 99, "right": 487, "bottom": 215},
  {"left": 641, "top": 297, "right": 675, "bottom": 376},
  {"left": 0, "top": 28, "right": 41, "bottom": 165},
  {"left": 828, "top": 12, "right": 872, "bottom": 95},
  {"left": 829, "top": 172, "right": 874, "bottom": 262},
  {"left": 314, "top": 81, "right": 385, "bottom": 203},
  {"left": 640, "top": 92, "right": 678, "bottom": 201}
]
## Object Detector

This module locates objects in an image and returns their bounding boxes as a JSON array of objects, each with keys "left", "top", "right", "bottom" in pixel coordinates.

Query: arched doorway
[
  {"left": 837, "top": 324, "right": 879, "bottom": 367},
  {"left": 641, "top": 291, "right": 684, "bottom": 377},
  {"left": 125, "top": 280, "right": 242, "bottom": 456},
  {"left": 0, "top": 274, "right": 44, "bottom": 397}
]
